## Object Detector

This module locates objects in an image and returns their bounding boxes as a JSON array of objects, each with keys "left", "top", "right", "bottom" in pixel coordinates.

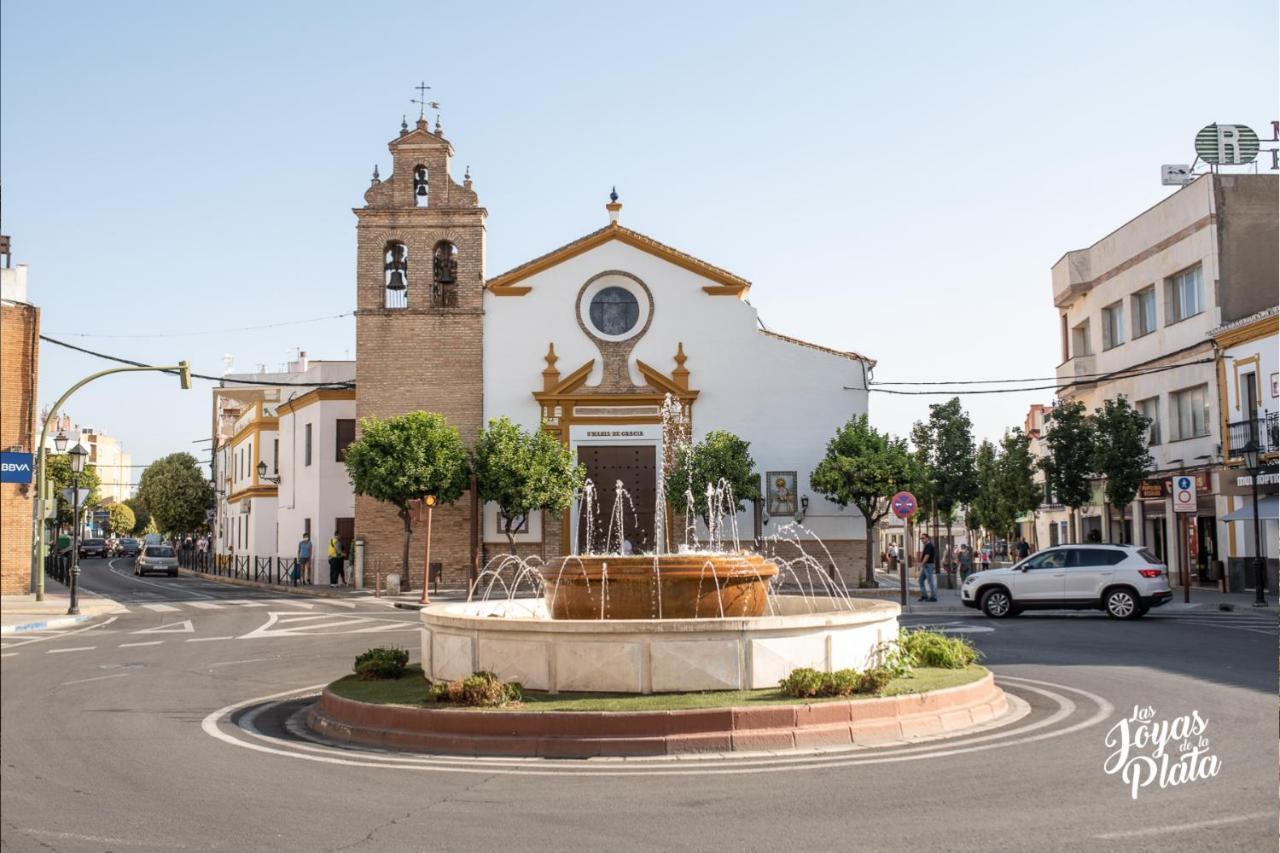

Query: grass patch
[{"left": 327, "top": 664, "right": 987, "bottom": 713}]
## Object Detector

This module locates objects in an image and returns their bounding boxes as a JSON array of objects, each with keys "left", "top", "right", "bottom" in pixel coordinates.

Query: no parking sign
[{"left": 1172, "top": 475, "right": 1197, "bottom": 513}]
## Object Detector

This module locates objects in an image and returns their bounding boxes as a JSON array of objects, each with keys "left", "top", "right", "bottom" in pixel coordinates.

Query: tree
[
  {"left": 137, "top": 453, "right": 214, "bottom": 537},
  {"left": 665, "top": 429, "right": 760, "bottom": 525},
  {"left": 124, "top": 496, "right": 151, "bottom": 534},
  {"left": 473, "top": 417, "right": 584, "bottom": 553},
  {"left": 343, "top": 412, "right": 469, "bottom": 582},
  {"left": 1091, "top": 398, "right": 1153, "bottom": 543},
  {"left": 1040, "top": 400, "right": 1094, "bottom": 543},
  {"left": 105, "top": 503, "right": 136, "bottom": 537},
  {"left": 911, "top": 398, "right": 978, "bottom": 567},
  {"left": 45, "top": 455, "right": 101, "bottom": 529},
  {"left": 968, "top": 439, "right": 1003, "bottom": 539},
  {"left": 810, "top": 415, "right": 920, "bottom": 587}
]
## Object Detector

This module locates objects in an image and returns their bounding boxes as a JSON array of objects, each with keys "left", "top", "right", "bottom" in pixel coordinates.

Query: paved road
[{"left": 2, "top": 559, "right": 1275, "bottom": 852}]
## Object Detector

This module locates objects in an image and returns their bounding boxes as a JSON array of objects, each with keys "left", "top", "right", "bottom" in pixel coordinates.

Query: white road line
[
  {"left": 140, "top": 603, "right": 181, "bottom": 612},
  {"left": 322, "top": 600, "right": 358, "bottom": 609},
  {"left": 106, "top": 561, "right": 214, "bottom": 599},
  {"left": 187, "top": 636, "right": 234, "bottom": 643},
  {"left": 1, "top": 652, "right": 17, "bottom": 658},
  {"left": 185, "top": 602, "right": 225, "bottom": 610},
  {"left": 209, "top": 657, "right": 274, "bottom": 668},
  {"left": 271, "top": 600, "right": 315, "bottom": 609},
  {"left": 60, "top": 672, "right": 131, "bottom": 686},
  {"left": 118, "top": 641, "right": 164, "bottom": 648},
  {"left": 1093, "top": 811, "right": 1271, "bottom": 839},
  {"left": 222, "top": 600, "right": 269, "bottom": 608},
  {"left": 47, "top": 646, "right": 96, "bottom": 654}
]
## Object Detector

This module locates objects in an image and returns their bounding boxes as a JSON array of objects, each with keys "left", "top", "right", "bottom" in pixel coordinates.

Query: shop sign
[{"left": 1139, "top": 480, "right": 1167, "bottom": 499}]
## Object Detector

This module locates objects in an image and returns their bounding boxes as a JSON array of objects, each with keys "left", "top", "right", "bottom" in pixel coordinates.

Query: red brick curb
[{"left": 305, "top": 672, "right": 1008, "bottom": 758}]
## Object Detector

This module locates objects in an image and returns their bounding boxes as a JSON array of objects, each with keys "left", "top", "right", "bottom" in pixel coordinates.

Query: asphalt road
[{"left": 2, "top": 558, "right": 1275, "bottom": 852}]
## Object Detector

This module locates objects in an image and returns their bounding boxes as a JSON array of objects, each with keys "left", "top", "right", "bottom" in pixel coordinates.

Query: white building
[
  {"left": 1051, "top": 173, "right": 1276, "bottom": 584},
  {"left": 211, "top": 356, "right": 355, "bottom": 573},
  {"left": 39, "top": 414, "right": 135, "bottom": 504},
  {"left": 1213, "top": 306, "right": 1278, "bottom": 591},
  {"left": 483, "top": 201, "right": 875, "bottom": 573}
]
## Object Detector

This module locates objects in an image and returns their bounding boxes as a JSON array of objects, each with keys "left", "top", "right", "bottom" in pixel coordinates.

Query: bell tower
[{"left": 354, "top": 112, "right": 486, "bottom": 589}]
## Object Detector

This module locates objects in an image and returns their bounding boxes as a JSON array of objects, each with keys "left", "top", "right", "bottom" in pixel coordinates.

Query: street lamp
[
  {"left": 1241, "top": 439, "right": 1268, "bottom": 607},
  {"left": 54, "top": 430, "right": 68, "bottom": 453},
  {"left": 67, "top": 442, "right": 89, "bottom": 616},
  {"left": 256, "top": 460, "right": 280, "bottom": 484}
]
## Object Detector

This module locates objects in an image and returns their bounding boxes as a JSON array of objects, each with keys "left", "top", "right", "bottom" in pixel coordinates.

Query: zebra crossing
[{"left": 133, "top": 598, "right": 359, "bottom": 614}]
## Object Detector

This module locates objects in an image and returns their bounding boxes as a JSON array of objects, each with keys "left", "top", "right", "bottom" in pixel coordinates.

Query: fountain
[{"left": 421, "top": 396, "right": 900, "bottom": 694}]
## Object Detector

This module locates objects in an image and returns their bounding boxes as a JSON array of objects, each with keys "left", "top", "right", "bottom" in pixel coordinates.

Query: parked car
[
  {"left": 78, "top": 538, "right": 110, "bottom": 559},
  {"left": 961, "top": 544, "right": 1172, "bottom": 619},
  {"left": 135, "top": 545, "right": 179, "bottom": 577},
  {"left": 115, "top": 538, "right": 142, "bottom": 557}
]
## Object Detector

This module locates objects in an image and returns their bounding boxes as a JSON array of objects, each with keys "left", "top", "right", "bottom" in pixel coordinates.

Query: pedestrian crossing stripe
[
  {"left": 140, "top": 603, "right": 181, "bottom": 612},
  {"left": 132, "top": 620, "right": 194, "bottom": 635}
]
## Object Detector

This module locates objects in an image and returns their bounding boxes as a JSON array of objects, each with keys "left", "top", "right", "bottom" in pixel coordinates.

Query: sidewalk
[
  {"left": 1, "top": 586, "right": 129, "bottom": 634},
  {"left": 872, "top": 571, "right": 1280, "bottom": 616},
  {"left": 175, "top": 566, "right": 462, "bottom": 607}
]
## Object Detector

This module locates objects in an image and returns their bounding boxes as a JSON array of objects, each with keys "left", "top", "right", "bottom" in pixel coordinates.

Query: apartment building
[{"left": 1051, "top": 173, "right": 1277, "bottom": 585}]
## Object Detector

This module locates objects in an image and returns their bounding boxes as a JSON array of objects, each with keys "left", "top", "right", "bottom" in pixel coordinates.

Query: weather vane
[{"left": 411, "top": 81, "right": 440, "bottom": 120}]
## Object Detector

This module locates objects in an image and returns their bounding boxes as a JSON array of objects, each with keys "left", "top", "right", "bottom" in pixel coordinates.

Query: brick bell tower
[{"left": 354, "top": 112, "right": 485, "bottom": 589}]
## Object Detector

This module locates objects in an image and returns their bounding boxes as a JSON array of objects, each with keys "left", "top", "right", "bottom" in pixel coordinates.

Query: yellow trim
[
  {"left": 230, "top": 417, "right": 279, "bottom": 448},
  {"left": 1216, "top": 354, "right": 1229, "bottom": 460},
  {"left": 1231, "top": 355, "right": 1260, "bottom": 412},
  {"left": 1227, "top": 501, "right": 1237, "bottom": 557},
  {"left": 487, "top": 224, "right": 750, "bottom": 296},
  {"left": 1213, "top": 313, "right": 1279, "bottom": 348},
  {"left": 276, "top": 387, "right": 357, "bottom": 416},
  {"left": 227, "top": 485, "right": 278, "bottom": 504}
]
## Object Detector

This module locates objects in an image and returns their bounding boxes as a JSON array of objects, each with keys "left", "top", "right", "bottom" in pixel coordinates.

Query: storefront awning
[{"left": 1222, "top": 495, "right": 1279, "bottom": 522}]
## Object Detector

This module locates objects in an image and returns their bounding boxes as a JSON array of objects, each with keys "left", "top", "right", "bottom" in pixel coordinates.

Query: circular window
[{"left": 588, "top": 286, "right": 640, "bottom": 337}]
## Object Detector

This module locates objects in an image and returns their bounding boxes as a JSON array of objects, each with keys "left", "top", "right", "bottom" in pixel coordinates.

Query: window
[
  {"left": 1131, "top": 286, "right": 1157, "bottom": 337},
  {"left": 1165, "top": 265, "right": 1203, "bottom": 323},
  {"left": 304, "top": 423, "right": 313, "bottom": 466},
  {"left": 1071, "top": 319, "right": 1092, "bottom": 357},
  {"left": 1074, "top": 548, "right": 1127, "bottom": 566},
  {"left": 1137, "top": 396, "right": 1161, "bottom": 445},
  {"left": 431, "top": 241, "right": 458, "bottom": 308},
  {"left": 1102, "top": 301, "right": 1125, "bottom": 350},
  {"left": 303, "top": 518, "right": 311, "bottom": 539},
  {"left": 384, "top": 242, "right": 408, "bottom": 309},
  {"left": 413, "top": 165, "right": 429, "bottom": 206},
  {"left": 1060, "top": 314, "right": 1069, "bottom": 362},
  {"left": 1171, "top": 385, "right": 1210, "bottom": 440},
  {"left": 1242, "top": 371, "right": 1259, "bottom": 419},
  {"left": 272, "top": 438, "right": 279, "bottom": 475},
  {"left": 590, "top": 286, "right": 640, "bottom": 336},
  {"left": 336, "top": 419, "right": 355, "bottom": 462},
  {"left": 1026, "top": 550, "right": 1068, "bottom": 569},
  {"left": 246, "top": 442, "right": 252, "bottom": 478}
]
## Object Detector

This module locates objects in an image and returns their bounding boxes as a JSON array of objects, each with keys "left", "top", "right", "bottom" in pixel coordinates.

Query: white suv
[{"left": 961, "top": 544, "right": 1172, "bottom": 619}]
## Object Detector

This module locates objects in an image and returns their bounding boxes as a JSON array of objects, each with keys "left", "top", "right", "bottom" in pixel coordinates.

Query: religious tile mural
[{"left": 766, "top": 471, "right": 797, "bottom": 517}]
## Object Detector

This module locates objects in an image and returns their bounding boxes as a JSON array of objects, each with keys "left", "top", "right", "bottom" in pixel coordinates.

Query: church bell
[{"left": 386, "top": 269, "right": 407, "bottom": 291}]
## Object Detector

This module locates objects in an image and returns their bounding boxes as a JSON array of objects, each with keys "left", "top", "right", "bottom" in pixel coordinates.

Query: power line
[
  {"left": 40, "top": 335, "right": 355, "bottom": 389},
  {"left": 47, "top": 312, "right": 354, "bottom": 339},
  {"left": 849, "top": 358, "right": 1215, "bottom": 396}
]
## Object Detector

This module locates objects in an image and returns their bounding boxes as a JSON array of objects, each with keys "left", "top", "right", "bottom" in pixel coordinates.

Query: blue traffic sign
[{"left": 891, "top": 491, "right": 918, "bottom": 520}]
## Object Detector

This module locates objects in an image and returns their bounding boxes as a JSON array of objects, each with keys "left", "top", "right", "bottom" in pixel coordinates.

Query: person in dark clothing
[
  {"left": 917, "top": 534, "right": 937, "bottom": 602},
  {"left": 1016, "top": 538, "right": 1031, "bottom": 561}
]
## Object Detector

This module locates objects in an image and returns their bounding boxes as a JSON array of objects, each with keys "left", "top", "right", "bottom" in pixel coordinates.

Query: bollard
[{"left": 353, "top": 538, "right": 365, "bottom": 590}]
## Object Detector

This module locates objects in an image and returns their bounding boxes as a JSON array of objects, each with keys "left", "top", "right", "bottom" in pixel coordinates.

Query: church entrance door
[{"left": 577, "top": 445, "right": 656, "bottom": 554}]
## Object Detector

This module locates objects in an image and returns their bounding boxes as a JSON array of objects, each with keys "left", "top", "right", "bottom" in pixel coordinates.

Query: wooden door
[
  {"left": 577, "top": 445, "right": 656, "bottom": 553},
  {"left": 335, "top": 517, "right": 355, "bottom": 558}
]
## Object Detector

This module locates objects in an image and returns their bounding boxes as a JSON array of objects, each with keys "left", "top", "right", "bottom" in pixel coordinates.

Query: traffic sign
[
  {"left": 891, "top": 491, "right": 918, "bottom": 520},
  {"left": 1172, "top": 475, "right": 1197, "bottom": 513}
]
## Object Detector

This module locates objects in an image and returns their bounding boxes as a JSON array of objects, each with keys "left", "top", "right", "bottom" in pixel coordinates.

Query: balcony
[
  {"left": 1226, "top": 413, "right": 1280, "bottom": 460},
  {"left": 1057, "top": 354, "right": 1096, "bottom": 387}
]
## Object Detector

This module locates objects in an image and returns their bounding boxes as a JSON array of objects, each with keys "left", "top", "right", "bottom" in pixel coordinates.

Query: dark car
[
  {"left": 115, "top": 538, "right": 142, "bottom": 557},
  {"left": 79, "top": 538, "right": 110, "bottom": 559}
]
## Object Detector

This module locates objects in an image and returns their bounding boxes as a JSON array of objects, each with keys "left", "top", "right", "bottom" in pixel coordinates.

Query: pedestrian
[
  {"left": 980, "top": 545, "right": 991, "bottom": 571},
  {"left": 295, "top": 534, "right": 311, "bottom": 587},
  {"left": 1016, "top": 537, "right": 1030, "bottom": 561},
  {"left": 328, "top": 532, "right": 346, "bottom": 587},
  {"left": 916, "top": 533, "right": 937, "bottom": 602},
  {"left": 959, "top": 543, "right": 973, "bottom": 579}
]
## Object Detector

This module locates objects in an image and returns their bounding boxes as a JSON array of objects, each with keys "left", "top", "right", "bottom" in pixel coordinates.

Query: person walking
[
  {"left": 1016, "top": 537, "right": 1030, "bottom": 561},
  {"left": 958, "top": 543, "right": 973, "bottom": 580},
  {"left": 295, "top": 534, "right": 312, "bottom": 587},
  {"left": 328, "top": 532, "right": 346, "bottom": 587},
  {"left": 916, "top": 533, "right": 937, "bottom": 602}
]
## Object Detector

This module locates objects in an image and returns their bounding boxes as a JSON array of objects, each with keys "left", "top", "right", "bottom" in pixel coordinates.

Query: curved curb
[{"left": 305, "top": 671, "right": 1008, "bottom": 758}]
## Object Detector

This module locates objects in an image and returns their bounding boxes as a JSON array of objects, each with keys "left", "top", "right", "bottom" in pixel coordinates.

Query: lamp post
[
  {"left": 1241, "top": 440, "right": 1268, "bottom": 607},
  {"left": 67, "top": 442, "right": 89, "bottom": 616},
  {"left": 256, "top": 460, "right": 281, "bottom": 485},
  {"left": 420, "top": 495, "right": 436, "bottom": 605}
]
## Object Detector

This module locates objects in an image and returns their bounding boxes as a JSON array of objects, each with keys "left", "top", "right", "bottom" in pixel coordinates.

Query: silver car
[
  {"left": 135, "top": 545, "right": 179, "bottom": 577},
  {"left": 961, "top": 544, "right": 1173, "bottom": 619}
]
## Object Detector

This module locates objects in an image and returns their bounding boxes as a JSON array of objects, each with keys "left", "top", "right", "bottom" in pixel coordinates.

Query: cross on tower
[{"left": 411, "top": 81, "right": 439, "bottom": 120}]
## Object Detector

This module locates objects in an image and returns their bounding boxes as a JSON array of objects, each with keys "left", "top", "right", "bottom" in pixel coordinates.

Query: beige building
[{"left": 1052, "top": 173, "right": 1277, "bottom": 583}]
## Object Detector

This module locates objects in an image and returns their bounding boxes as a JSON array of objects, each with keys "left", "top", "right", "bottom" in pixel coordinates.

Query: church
[{"left": 353, "top": 115, "right": 873, "bottom": 587}]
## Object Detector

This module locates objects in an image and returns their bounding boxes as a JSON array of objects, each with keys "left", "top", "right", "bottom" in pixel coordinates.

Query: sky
[{"left": 2, "top": 0, "right": 1276, "bottom": 488}]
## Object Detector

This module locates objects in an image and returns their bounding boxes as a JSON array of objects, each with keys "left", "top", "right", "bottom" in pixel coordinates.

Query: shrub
[
  {"left": 779, "top": 667, "right": 827, "bottom": 698},
  {"left": 427, "top": 671, "right": 523, "bottom": 707},
  {"left": 898, "top": 629, "right": 980, "bottom": 669},
  {"left": 856, "top": 666, "right": 895, "bottom": 694},
  {"left": 353, "top": 647, "right": 409, "bottom": 680},
  {"left": 780, "top": 667, "right": 892, "bottom": 698}
]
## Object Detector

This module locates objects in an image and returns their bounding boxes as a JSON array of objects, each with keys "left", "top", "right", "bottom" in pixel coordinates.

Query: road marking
[
  {"left": 222, "top": 599, "right": 269, "bottom": 608},
  {"left": 322, "top": 600, "right": 358, "bottom": 608},
  {"left": 209, "top": 657, "right": 274, "bottom": 668},
  {"left": 132, "top": 620, "right": 194, "bottom": 635},
  {"left": 1, "top": 616, "right": 119, "bottom": 648},
  {"left": 140, "top": 603, "right": 181, "bottom": 612},
  {"left": 118, "top": 641, "right": 164, "bottom": 648},
  {"left": 187, "top": 635, "right": 234, "bottom": 642},
  {"left": 47, "top": 646, "right": 96, "bottom": 654},
  {"left": 185, "top": 602, "right": 225, "bottom": 610},
  {"left": 60, "top": 672, "right": 131, "bottom": 686},
  {"left": 1093, "top": 811, "right": 1271, "bottom": 839},
  {"left": 271, "top": 600, "right": 315, "bottom": 609},
  {"left": 105, "top": 561, "right": 214, "bottom": 598},
  {"left": 1, "top": 652, "right": 17, "bottom": 657},
  {"left": 22, "top": 828, "right": 184, "bottom": 848}
]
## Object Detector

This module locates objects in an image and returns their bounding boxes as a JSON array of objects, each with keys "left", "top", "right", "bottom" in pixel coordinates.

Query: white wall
[
  {"left": 277, "top": 398, "right": 356, "bottom": 581},
  {"left": 483, "top": 237, "right": 871, "bottom": 546}
]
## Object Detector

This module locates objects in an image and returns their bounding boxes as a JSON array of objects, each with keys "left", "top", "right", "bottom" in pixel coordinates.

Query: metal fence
[
  {"left": 44, "top": 553, "right": 71, "bottom": 586},
  {"left": 180, "top": 549, "right": 303, "bottom": 587},
  {"left": 1227, "top": 412, "right": 1280, "bottom": 457}
]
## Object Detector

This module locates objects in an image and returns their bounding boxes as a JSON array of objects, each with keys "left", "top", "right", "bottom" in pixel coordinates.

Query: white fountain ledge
[{"left": 422, "top": 596, "right": 901, "bottom": 695}]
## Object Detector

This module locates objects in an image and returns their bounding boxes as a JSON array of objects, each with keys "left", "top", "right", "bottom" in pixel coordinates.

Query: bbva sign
[{"left": 0, "top": 452, "right": 34, "bottom": 484}]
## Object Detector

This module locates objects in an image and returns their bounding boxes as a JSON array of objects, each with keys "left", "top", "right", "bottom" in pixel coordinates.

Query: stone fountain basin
[
  {"left": 544, "top": 552, "right": 778, "bottom": 620},
  {"left": 422, "top": 596, "right": 900, "bottom": 694}
]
